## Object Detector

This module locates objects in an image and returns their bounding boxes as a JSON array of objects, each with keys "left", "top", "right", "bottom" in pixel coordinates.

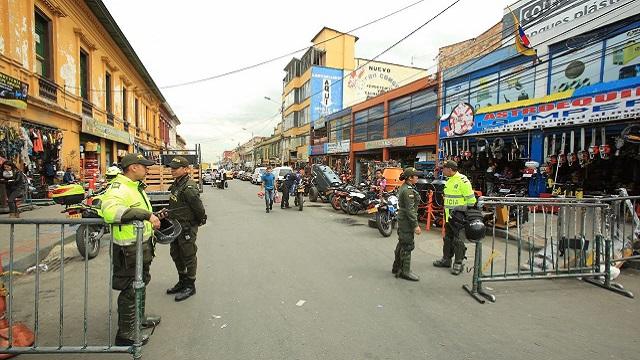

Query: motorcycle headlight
[{"left": 389, "top": 196, "right": 398, "bottom": 205}]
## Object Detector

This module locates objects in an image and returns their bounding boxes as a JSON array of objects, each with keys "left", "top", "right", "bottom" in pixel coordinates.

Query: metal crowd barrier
[
  {"left": 0, "top": 218, "right": 147, "bottom": 359},
  {"left": 464, "top": 194, "right": 639, "bottom": 304}
]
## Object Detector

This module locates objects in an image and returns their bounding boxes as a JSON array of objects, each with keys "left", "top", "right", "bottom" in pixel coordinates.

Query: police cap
[
  {"left": 120, "top": 153, "right": 155, "bottom": 168},
  {"left": 168, "top": 156, "right": 190, "bottom": 169}
]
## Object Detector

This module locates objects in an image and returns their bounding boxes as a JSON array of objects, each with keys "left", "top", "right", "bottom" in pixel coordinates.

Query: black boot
[
  {"left": 396, "top": 251, "right": 419, "bottom": 281},
  {"left": 115, "top": 288, "right": 150, "bottom": 347},
  {"left": 175, "top": 279, "right": 196, "bottom": 302},
  {"left": 391, "top": 243, "right": 401, "bottom": 275},
  {"left": 166, "top": 274, "right": 186, "bottom": 295},
  {"left": 432, "top": 258, "right": 452, "bottom": 268},
  {"left": 139, "top": 288, "right": 161, "bottom": 328}
]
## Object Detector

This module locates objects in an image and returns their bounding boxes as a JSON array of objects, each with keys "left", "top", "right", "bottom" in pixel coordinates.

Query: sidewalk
[{"left": 0, "top": 203, "right": 77, "bottom": 272}]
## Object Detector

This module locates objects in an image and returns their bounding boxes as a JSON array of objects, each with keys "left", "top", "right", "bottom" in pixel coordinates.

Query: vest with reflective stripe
[
  {"left": 101, "top": 174, "right": 153, "bottom": 245},
  {"left": 444, "top": 172, "right": 476, "bottom": 221}
]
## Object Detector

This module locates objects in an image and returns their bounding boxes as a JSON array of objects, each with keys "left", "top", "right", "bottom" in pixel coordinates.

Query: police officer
[
  {"left": 392, "top": 167, "right": 422, "bottom": 281},
  {"left": 101, "top": 153, "right": 162, "bottom": 346},
  {"left": 165, "top": 156, "right": 207, "bottom": 302},
  {"left": 433, "top": 160, "right": 477, "bottom": 275}
]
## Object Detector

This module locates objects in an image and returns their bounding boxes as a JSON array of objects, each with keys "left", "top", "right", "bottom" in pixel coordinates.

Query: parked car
[
  {"left": 272, "top": 166, "right": 293, "bottom": 182},
  {"left": 251, "top": 167, "right": 267, "bottom": 184},
  {"left": 203, "top": 169, "right": 214, "bottom": 185}
]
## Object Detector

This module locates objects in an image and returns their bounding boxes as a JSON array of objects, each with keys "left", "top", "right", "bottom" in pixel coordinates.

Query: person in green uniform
[
  {"left": 392, "top": 167, "right": 422, "bottom": 281},
  {"left": 165, "top": 156, "right": 207, "bottom": 302},
  {"left": 101, "top": 153, "right": 162, "bottom": 346},
  {"left": 433, "top": 160, "right": 477, "bottom": 275}
]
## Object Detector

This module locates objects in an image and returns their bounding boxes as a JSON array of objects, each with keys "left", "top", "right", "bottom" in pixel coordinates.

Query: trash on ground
[
  {"left": 220, "top": 323, "right": 228, "bottom": 329},
  {"left": 296, "top": 300, "right": 306, "bottom": 307},
  {"left": 26, "top": 264, "right": 48, "bottom": 274}
]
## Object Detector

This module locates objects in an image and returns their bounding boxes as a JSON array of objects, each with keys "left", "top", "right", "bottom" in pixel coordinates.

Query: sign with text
[
  {"left": 326, "top": 140, "right": 351, "bottom": 154},
  {"left": 82, "top": 117, "right": 134, "bottom": 145},
  {"left": 0, "top": 72, "right": 28, "bottom": 110},
  {"left": 364, "top": 137, "right": 406, "bottom": 150},
  {"left": 311, "top": 66, "right": 344, "bottom": 125}
]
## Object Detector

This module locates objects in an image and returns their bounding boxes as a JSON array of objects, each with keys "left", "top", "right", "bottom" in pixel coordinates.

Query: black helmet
[
  {"left": 154, "top": 218, "right": 182, "bottom": 244},
  {"left": 464, "top": 209, "right": 486, "bottom": 242}
]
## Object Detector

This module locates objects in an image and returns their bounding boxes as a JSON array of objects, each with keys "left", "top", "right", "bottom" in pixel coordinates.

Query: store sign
[
  {"left": 0, "top": 72, "right": 29, "bottom": 110},
  {"left": 327, "top": 140, "right": 350, "bottom": 154},
  {"left": 364, "top": 137, "right": 406, "bottom": 150},
  {"left": 343, "top": 60, "right": 427, "bottom": 106},
  {"left": 502, "top": 0, "right": 636, "bottom": 41},
  {"left": 310, "top": 144, "right": 326, "bottom": 156},
  {"left": 311, "top": 67, "right": 344, "bottom": 125},
  {"left": 82, "top": 117, "right": 134, "bottom": 145},
  {"left": 440, "top": 77, "right": 640, "bottom": 138}
]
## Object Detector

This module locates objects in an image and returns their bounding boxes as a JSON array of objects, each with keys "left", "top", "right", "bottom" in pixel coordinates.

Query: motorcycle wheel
[
  {"left": 309, "top": 186, "right": 318, "bottom": 202},
  {"left": 297, "top": 193, "right": 303, "bottom": 211},
  {"left": 376, "top": 211, "right": 393, "bottom": 237},
  {"left": 347, "top": 202, "right": 359, "bottom": 216},
  {"left": 331, "top": 196, "right": 342, "bottom": 211},
  {"left": 340, "top": 198, "right": 349, "bottom": 214},
  {"left": 76, "top": 224, "right": 103, "bottom": 260}
]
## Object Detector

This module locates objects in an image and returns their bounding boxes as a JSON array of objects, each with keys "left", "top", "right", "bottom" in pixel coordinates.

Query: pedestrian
[
  {"left": 392, "top": 167, "right": 422, "bottom": 281},
  {"left": 372, "top": 169, "right": 387, "bottom": 194},
  {"left": 1, "top": 161, "right": 27, "bottom": 218},
  {"left": 101, "top": 153, "right": 162, "bottom": 346},
  {"left": 433, "top": 160, "right": 477, "bottom": 275},
  {"left": 259, "top": 165, "right": 276, "bottom": 213},
  {"left": 63, "top": 167, "right": 76, "bottom": 184},
  {"left": 165, "top": 156, "right": 207, "bottom": 302},
  {"left": 281, "top": 170, "right": 297, "bottom": 209}
]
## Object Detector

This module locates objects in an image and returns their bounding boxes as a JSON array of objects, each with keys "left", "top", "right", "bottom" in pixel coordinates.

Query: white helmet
[{"left": 106, "top": 166, "right": 122, "bottom": 177}]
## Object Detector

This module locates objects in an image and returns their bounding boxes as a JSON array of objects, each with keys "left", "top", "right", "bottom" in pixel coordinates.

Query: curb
[{"left": 10, "top": 233, "right": 76, "bottom": 273}]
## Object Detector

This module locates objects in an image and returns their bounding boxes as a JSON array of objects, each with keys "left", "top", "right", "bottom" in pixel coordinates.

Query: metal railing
[
  {"left": 463, "top": 195, "right": 639, "bottom": 304},
  {"left": 0, "top": 218, "right": 147, "bottom": 359},
  {"left": 38, "top": 78, "right": 58, "bottom": 102}
]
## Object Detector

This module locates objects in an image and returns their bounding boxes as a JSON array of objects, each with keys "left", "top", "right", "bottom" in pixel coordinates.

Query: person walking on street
[
  {"left": 433, "top": 160, "right": 477, "bottom": 275},
  {"left": 1, "top": 161, "right": 27, "bottom": 218},
  {"left": 101, "top": 153, "right": 162, "bottom": 346},
  {"left": 392, "top": 167, "right": 422, "bottom": 281},
  {"left": 281, "top": 170, "right": 297, "bottom": 209},
  {"left": 165, "top": 156, "right": 207, "bottom": 302},
  {"left": 260, "top": 166, "right": 276, "bottom": 213}
]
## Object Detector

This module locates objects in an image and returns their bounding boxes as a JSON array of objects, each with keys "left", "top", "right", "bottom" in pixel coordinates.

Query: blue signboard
[{"left": 311, "top": 66, "right": 343, "bottom": 125}]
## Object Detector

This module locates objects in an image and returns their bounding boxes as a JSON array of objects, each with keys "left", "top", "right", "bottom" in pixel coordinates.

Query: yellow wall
[
  {"left": 282, "top": 68, "right": 311, "bottom": 102},
  {"left": 0, "top": 0, "right": 166, "bottom": 173},
  {"left": 312, "top": 28, "right": 356, "bottom": 71}
]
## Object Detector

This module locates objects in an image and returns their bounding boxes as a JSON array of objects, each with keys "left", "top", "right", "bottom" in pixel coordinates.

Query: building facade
[{"left": 0, "top": 0, "right": 173, "bottom": 194}]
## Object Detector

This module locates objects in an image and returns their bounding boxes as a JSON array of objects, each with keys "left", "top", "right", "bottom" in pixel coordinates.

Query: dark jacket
[
  {"left": 2, "top": 170, "right": 27, "bottom": 193},
  {"left": 168, "top": 175, "right": 206, "bottom": 226}
]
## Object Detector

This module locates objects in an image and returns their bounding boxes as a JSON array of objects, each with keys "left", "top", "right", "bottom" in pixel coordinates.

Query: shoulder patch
[
  {"left": 407, "top": 186, "right": 413, "bottom": 189},
  {"left": 111, "top": 182, "right": 120, "bottom": 189}
]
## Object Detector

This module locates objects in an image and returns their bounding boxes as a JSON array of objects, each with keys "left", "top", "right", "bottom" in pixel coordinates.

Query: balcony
[
  {"left": 82, "top": 99, "right": 93, "bottom": 117},
  {"left": 38, "top": 78, "right": 58, "bottom": 102},
  {"left": 107, "top": 112, "right": 115, "bottom": 126},
  {"left": 123, "top": 121, "right": 129, "bottom": 132}
]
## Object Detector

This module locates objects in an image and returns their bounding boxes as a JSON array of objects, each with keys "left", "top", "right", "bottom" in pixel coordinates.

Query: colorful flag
[{"left": 510, "top": 8, "right": 537, "bottom": 57}]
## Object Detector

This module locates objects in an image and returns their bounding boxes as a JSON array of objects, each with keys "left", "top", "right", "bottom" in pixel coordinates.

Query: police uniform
[
  {"left": 101, "top": 153, "right": 160, "bottom": 346},
  {"left": 392, "top": 167, "right": 421, "bottom": 281},
  {"left": 165, "top": 156, "right": 207, "bottom": 302},
  {"left": 433, "top": 160, "right": 477, "bottom": 275}
]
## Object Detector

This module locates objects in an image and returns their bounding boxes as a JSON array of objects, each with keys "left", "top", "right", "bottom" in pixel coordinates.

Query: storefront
[
  {"left": 440, "top": 17, "right": 640, "bottom": 196},
  {"left": 81, "top": 117, "right": 133, "bottom": 179}
]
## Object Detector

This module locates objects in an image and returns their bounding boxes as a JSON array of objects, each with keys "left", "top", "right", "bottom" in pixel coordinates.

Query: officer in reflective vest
[
  {"left": 433, "top": 160, "right": 477, "bottom": 275},
  {"left": 101, "top": 153, "right": 162, "bottom": 346}
]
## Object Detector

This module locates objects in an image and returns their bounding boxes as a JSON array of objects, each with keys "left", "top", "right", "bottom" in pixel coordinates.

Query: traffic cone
[{"left": 0, "top": 258, "right": 35, "bottom": 359}]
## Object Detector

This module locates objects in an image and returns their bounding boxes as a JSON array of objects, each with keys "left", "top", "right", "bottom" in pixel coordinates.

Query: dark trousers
[
  {"left": 281, "top": 185, "right": 291, "bottom": 207},
  {"left": 7, "top": 188, "right": 24, "bottom": 213},
  {"left": 392, "top": 222, "right": 416, "bottom": 273},
  {"left": 170, "top": 225, "right": 198, "bottom": 280},
  {"left": 443, "top": 222, "right": 466, "bottom": 263}
]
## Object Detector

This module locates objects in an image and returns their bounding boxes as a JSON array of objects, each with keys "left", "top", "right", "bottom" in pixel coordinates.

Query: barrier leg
[
  {"left": 132, "top": 221, "right": 145, "bottom": 360},
  {"left": 583, "top": 238, "right": 634, "bottom": 298},
  {"left": 425, "top": 191, "right": 433, "bottom": 231},
  {"left": 462, "top": 239, "right": 496, "bottom": 304}
]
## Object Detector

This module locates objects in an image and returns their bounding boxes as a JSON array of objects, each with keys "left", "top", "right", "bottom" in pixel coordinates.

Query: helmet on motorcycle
[
  {"left": 154, "top": 218, "right": 182, "bottom": 245},
  {"left": 465, "top": 219, "right": 486, "bottom": 242},
  {"left": 105, "top": 166, "right": 122, "bottom": 180}
]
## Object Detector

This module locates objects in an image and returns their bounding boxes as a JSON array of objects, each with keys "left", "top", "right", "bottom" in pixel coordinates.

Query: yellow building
[
  {"left": 0, "top": 0, "right": 169, "bottom": 185},
  {"left": 281, "top": 27, "right": 357, "bottom": 165}
]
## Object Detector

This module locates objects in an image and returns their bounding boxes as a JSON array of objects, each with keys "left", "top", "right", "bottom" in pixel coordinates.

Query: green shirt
[
  {"left": 168, "top": 175, "right": 206, "bottom": 226},
  {"left": 397, "top": 183, "right": 420, "bottom": 229}
]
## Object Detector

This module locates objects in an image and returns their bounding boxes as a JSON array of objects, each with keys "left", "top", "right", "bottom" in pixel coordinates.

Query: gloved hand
[{"left": 155, "top": 208, "right": 169, "bottom": 220}]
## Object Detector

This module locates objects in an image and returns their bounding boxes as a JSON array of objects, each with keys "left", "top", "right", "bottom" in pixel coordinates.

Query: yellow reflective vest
[
  {"left": 101, "top": 174, "right": 153, "bottom": 245},
  {"left": 444, "top": 172, "right": 477, "bottom": 221}
]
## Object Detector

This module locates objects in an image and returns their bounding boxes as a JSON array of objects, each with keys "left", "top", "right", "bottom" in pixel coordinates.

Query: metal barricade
[
  {"left": 0, "top": 218, "right": 146, "bottom": 359},
  {"left": 464, "top": 195, "right": 638, "bottom": 304}
]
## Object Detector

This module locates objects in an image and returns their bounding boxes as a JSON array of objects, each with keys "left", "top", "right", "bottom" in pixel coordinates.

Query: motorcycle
[
  {"left": 345, "top": 186, "right": 379, "bottom": 216},
  {"left": 52, "top": 184, "right": 109, "bottom": 260},
  {"left": 493, "top": 177, "right": 529, "bottom": 224},
  {"left": 292, "top": 178, "right": 306, "bottom": 211},
  {"left": 330, "top": 183, "right": 355, "bottom": 212},
  {"left": 369, "top": 192, "right": 399, "bottom": 237}
]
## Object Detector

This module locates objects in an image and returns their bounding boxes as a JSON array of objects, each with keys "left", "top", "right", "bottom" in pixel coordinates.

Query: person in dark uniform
[
  {"left": 281, "top": 170, "right": 297, "bottom": 209},
  {"left": 1, "top": 161, "right": 27, "bottom": 218},
  {"left": 392, "top": 167, "right": 422, "bottom": 281},
  {"left": 165, "top": 156, "right": 207, "bottom": 302}
]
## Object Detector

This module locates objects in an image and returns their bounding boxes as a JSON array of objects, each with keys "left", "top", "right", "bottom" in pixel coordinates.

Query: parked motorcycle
[
  {"left": 370, "top": 192, "right": 399, "bottom": 237},
  {"left": 345, "top": 186, "right": 379, "bottom": 216},
  {"left": 292, "top": 178, "right": 307, "bottom": 211},
  {"left": 52, "top": 184, "right": 108, "bottom": 260}
]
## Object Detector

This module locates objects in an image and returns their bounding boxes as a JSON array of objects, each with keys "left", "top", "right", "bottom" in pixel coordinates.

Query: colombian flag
[{"left": 510, "top": 8, "right": 537, "bottom": 57}]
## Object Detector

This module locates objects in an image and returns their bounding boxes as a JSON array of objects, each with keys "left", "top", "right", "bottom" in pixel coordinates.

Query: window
[
  {"left": 499, "top": 63, "right": 535, "bottom": 104},
  {"left": 283, "top": 90, "right": 295, "bottom": 110},
  {"left": 354, "top": 104, "right": 384, "bottom": 142},
  {"left": 284, "top": 112, "right": 295, "bottom": 130},
  {"left": 105, "top": 71, "right": 112, "bottom": 113},
  {"left": 328, "top": 114, "right": 351, "bottom": 143},
  {"left": 389, "top": 90, "right": 437, "bottom": 138},
  {"left": 134, "top": 98, "right": 139, "bottom": 128},
  {"left": 354, "top": 110, "right": 367, "bottom": 142},
  {"left": 122, "top": 87, "right": 128, "bottom": 122},
  {"left": 443, "top": 80, "right": 469, "bottom": 116},
  {"left": 79, "top": 50, "right": 89, "bottom": 100},
  {"left": 469, "top": 73, "right": 498, "bottom": 110},
  {"left": 549, "top": 42, "right": 602, "bottom": 94},
  {"left": 34, "top": 9, "right": 52, "bottom": 78},
  {"left": 604, "top": 25, "right": 640, "bottom": 82},
  {"left": 298, "top": 106, "right": 310, "bottom": 126}
]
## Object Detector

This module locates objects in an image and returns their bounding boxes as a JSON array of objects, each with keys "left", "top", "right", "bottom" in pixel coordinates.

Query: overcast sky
[{"left": 103, "top": 0, "right": 509, "bottom": 162}]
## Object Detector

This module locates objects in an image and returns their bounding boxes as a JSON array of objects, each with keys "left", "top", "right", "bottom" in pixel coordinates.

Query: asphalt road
[{"left": 7, "top": 180, "right": 640, "bottom": 360}]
